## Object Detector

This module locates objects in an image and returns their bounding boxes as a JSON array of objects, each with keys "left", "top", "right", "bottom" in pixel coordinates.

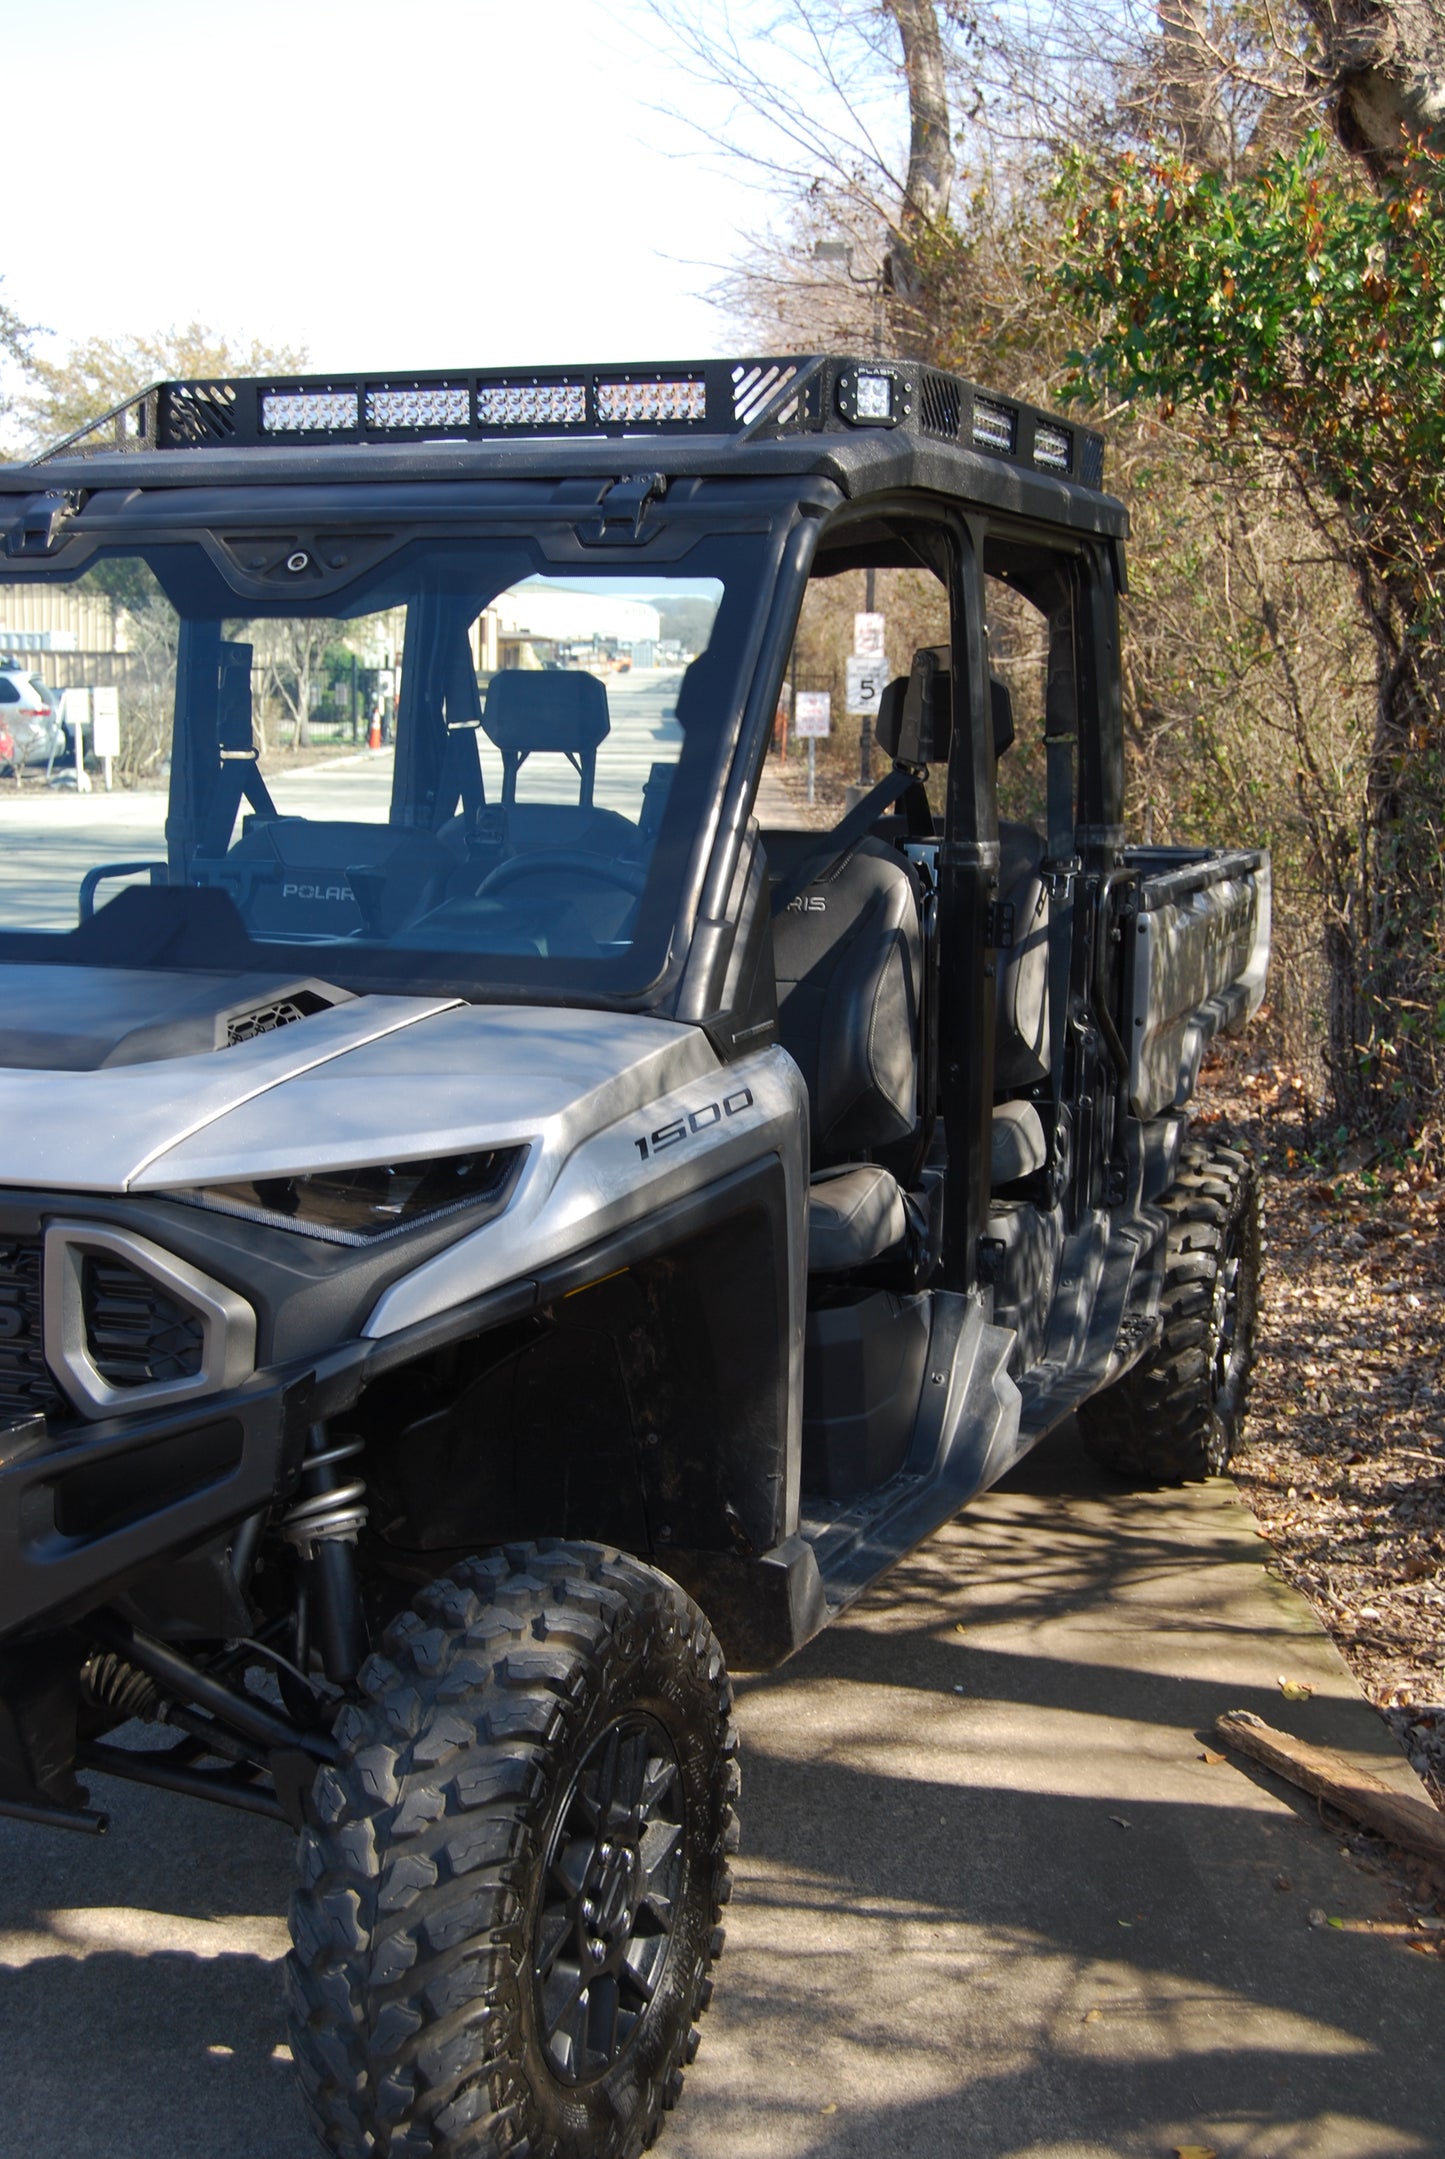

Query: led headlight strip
[{"left": 182, "top": 1147, "right": 525, "bottom": 1246}]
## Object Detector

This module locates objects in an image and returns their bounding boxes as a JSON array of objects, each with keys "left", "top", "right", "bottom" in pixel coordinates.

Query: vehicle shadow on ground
[
  {"left": 0, "top": 1945, "right": 305, "bottom": 2158},
  {"left": 770, "top": 1428, "right": 1400, "bottom": 1763},
  {"left": 697, "top": 1766, "right": 1441, "bottom": 2157},
  {"left": 680, "top": 1430, "right": 1442, "bottom": 2159},
  {"left": 0, "top": 1794, "right": 304, "bottom": 2157},
  {"left": 0, "top": 1429, "right": 1431, "bottom": 2159}
]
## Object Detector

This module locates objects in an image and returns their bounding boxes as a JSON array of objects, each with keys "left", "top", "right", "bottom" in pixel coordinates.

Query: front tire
[
  {"left": 286, "top": 1541, "right": 738, "bottom": 2159},
  {"left": 1080, "top": 1137, "right": 1261, "bottom": 1484}
]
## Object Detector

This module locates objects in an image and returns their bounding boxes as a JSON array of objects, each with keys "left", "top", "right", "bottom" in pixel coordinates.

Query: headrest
[
  {"left": 873, "top": 654, "right": 1014, "bottom": 764},
  {"left": 482, "top": 668, "right": 610, "bottom": 755},
  {"left": 874, "top": 646, "right": 953, "bottom": 767},
  {"left": 674, "top": 642, "right": 723, "bottom": 733}
]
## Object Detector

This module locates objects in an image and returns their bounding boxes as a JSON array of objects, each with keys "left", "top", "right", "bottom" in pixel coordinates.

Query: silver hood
[
  {"left": 0, "top": 984, "right": 808, "bottom": 1345},
  {"left": 0, "top": 989, "right": 460, "bottom": 1192}
]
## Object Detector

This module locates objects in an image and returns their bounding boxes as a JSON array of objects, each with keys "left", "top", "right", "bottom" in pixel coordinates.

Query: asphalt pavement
[
  {"left": 0, "top": 1429, "right": 1438, "bottom": 2159},
  {"left": 0, "top": 665, "right": 688, "bottom": 929}
]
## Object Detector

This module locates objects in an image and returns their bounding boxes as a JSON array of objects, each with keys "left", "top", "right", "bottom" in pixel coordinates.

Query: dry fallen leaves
[
  {"left": 1278, "top": 1677, "right": 1315, "bottom": 1702},
  {"left": 1199, "top": 1048, "right": 1445, "bottom": 1863}
]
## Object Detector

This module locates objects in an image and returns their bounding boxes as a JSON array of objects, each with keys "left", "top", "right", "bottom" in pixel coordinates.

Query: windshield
[{"left": 0, "top": 537, "right": 761, "bottom": 999}]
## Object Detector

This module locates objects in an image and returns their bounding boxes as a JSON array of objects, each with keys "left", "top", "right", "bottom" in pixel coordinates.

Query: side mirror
[
  {"left": 990, "top": 673, "right": 1015, "bottom": 758},
  {"left": 875, "top": 652, "right": 1011, "bottom": 766},
  {"left": 875, "top": 645, "right": 953, "bottom": 767}
]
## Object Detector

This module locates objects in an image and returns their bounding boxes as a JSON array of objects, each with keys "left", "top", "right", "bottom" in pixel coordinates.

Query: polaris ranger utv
[{"left": 0, "top": 356, "right": 1268, "bottom": 2158}]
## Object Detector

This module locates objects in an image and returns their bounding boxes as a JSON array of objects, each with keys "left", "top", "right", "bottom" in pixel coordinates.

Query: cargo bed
[{"left": 1124, "top": 845, "right": 1271, "bottom": 1118}]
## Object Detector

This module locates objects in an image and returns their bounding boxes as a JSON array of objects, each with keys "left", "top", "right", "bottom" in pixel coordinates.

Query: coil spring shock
[
  {"left": 81, "top": 1650, "right": 163, "bottom": 1722},
  {"left": 281, "top": 1426, "right": 368, "bottom": 1687},
  {"left": 279, "top": 1434, "right": 368, "bottom": 1553}
]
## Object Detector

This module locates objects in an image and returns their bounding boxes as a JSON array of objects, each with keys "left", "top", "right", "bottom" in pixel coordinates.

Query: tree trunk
[
  {"left": 1294, "top": 4, "right": 1445, "bottom": 1124},
  {"left": 1298, "top": 0, "right": 1445, "bottom": 175},
  {"left": 1157, "top": 2, "right": 1233, "bottom": 169},
  {"left": 1341, "top": 566, "right": 1445, "bottom": 1120},
  {"left": 881, "top": 0, "right": 953, "bottom": 351}
]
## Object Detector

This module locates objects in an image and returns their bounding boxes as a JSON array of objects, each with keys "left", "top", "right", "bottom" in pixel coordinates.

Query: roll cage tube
[
  {"left": 670, "top": 502, "right": 838, "bottom": 1032},
  {"left": 939, "top": 513, "right": 999, "bottom": 1295},
  {"left": 761, "top": 490, "right": 999, "bottom": 1296}
]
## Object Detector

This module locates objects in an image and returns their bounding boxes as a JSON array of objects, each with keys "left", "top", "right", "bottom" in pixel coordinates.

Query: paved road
[{"left": 1, "top": 1430, "right": 1438, "bottom": 2159}]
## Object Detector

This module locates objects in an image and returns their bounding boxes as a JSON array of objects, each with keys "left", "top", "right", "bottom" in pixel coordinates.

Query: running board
[
  {"left": 803, "top": 1293, "right": 1020, "bottom": 1617},
  {"left": 683, "top": 1212, "right": 1158, "bottom": 1671}
]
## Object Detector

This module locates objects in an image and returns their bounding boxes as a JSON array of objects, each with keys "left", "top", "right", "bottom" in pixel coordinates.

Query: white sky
[{"left": 1, "top": 0, "right": 794, "bottom": 376}]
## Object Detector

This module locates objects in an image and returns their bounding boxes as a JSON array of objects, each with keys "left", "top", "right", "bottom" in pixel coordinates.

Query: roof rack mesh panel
[
  {"left": 919, "top": 370, "right": 962, "bottom": 441},
  {"left": 162, "top": 384, "right": 240, "bottom": 445},
  {"left": 732, "top": 362, "right": 799, "bottom": 429}
]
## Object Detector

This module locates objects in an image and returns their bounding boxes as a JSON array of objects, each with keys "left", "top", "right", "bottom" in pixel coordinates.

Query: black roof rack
[{"left": 36, "top": 354, "right": 1105, "bottom": 492}]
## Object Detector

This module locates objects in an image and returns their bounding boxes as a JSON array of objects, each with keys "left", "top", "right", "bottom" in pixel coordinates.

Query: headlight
[{"left": 179, "top": 1148, "right": 524, "bottom": 1246}]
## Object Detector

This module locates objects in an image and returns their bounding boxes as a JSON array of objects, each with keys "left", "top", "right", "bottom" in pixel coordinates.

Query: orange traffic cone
[{"left": 367, "top": 709, "right": 382, "bottom": 750}]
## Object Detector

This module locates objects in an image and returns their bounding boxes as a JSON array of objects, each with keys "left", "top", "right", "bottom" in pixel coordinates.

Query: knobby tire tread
[
  {"left": 286, "top": 1540, "right": 738, "bottom": 2159},
  {"left": 1080, "top": 1137, "right": 1262, "bottom": 1486}
]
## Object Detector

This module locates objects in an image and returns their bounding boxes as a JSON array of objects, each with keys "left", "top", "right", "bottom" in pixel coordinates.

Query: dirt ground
[{"left": 1197, "top": 1043, "right": 1445, "bottom": 1815}]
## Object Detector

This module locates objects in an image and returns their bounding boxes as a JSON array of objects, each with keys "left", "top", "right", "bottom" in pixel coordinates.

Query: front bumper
[
  {"left": 0, "top": 1368, "right": 314, "bottom": 1641},
  {"left": 0, "top": 1263, "right": 538, "bottom": 1646}
]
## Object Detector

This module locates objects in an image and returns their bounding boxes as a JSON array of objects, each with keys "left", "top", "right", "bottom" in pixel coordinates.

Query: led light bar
[
  {"left": 57, "top": 356, "right": 1106, "bottom": 491},
  {"left": 854, "top": 372, "right": 892, "bottom": 421},
  {"left": 366, "top": 386, "right": 470, "bottom": 429},
  {"left": 1033, "top": 420, "right": 1073, "bottom": 474},
  {"left": 972, "top": 396, "right": 1016, "bottom": 455},
  {"left": 597, "top": 378, "right": 706, "bottom": 424},
  {"left": 261, "top": 390, "right": 359, "bottom": 433},
  {"left": 476, "top": 381, "right": 587, "bottom": 427}
]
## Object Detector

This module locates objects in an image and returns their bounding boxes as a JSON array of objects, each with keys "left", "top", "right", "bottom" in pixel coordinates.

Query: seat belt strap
[{"left": 769, "top": 762, "right": 921, "bottom": 915}]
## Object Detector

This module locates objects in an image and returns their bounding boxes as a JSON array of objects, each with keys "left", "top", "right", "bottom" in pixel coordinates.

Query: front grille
[
  {"left": 81, "top": 1255, "right": 206, "bottom": 1388},
  {"left": 0, "top": 1236, "right": 65, "bottom": 1421}
]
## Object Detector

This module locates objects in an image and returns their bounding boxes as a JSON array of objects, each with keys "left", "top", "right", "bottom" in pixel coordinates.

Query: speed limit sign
[{"left": 846, "top": 656, "right": 884, "bottom": 716}]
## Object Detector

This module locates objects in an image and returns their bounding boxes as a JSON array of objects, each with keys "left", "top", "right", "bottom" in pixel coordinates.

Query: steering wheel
[{"left": 477, "top": 848, "right": 648, "bottom": 899}]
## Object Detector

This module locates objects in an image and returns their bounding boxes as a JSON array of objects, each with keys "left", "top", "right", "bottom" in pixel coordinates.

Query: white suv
[{"left": 0, "top": 666, "right": 65, "bottom": 771}]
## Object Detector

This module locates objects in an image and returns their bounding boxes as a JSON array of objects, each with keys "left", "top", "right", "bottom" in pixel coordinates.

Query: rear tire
[
  {"left": 286, "top": 1540, "right": 738, "bottom": 2158},
  {"left": 1080, "top": 1138, "right": 1261, "bottom": 1485}
]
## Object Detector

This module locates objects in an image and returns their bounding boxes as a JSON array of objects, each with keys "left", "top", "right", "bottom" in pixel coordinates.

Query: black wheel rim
[{"left": 532, "top": 1710, "right": 685, "bottom": 2086}]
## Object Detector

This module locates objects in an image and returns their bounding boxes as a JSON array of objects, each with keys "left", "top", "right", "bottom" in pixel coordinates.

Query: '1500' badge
[{"left": 633, "top": 1087, "right": 754, "bottom": 1162}]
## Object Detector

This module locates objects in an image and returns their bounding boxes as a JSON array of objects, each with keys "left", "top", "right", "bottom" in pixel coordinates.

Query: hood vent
[{"left": 223, "top": 988, "right": 335, "bottom": 1047}]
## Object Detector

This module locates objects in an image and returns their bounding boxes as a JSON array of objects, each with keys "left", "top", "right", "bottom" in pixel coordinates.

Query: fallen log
[{"left": 1214, "top": 1710, "right": 1445, "bottom": 1880}]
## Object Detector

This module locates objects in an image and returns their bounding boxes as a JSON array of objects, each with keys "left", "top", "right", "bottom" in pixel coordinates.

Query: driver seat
[{"left": 764, "top": 832, "right": 924, "bottom": 1273}]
